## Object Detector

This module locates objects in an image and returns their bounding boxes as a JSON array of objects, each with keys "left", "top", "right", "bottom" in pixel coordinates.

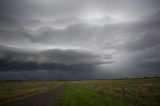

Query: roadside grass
[
  {"left": 51, "top": 83, "right": 133, "bottom": 106},
  {"left": 0, "top": 80, "right": 63, "bottom": 104},
  {"left": 73, "top": 78, "right": 160, "bottom": 106}
]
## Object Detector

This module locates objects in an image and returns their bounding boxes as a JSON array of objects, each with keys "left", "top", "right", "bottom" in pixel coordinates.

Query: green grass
[
  {"left": 51, "top": 83, "right": 133, "bottom": 106},
  {"left": 1, "top": 78, "right": 160, "bottom": 106},
  {"left": 0, "top": 80, "right": 63, "bottom": 104},
  {"left": 73, "top": 78, "right": 160, "bottom": 106}
]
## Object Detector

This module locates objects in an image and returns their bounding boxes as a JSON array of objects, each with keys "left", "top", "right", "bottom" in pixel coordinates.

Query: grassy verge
[
  {"left": 73, "top": 78, "right": 160, "bottom": 106},
  {"left": 0, "top": 80, "right": 63, "bottom": 104},
  {"left": 51, "top": 83, "right": 133, "bottom": 106}
]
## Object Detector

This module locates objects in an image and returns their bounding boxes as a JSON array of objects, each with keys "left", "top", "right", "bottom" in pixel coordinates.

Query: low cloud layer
[
  {"left": 0, "top": 0, "right": 160, "bottom": 79},
  {"left": 0, "top": 45, "right": 113, "bottom": 71}
]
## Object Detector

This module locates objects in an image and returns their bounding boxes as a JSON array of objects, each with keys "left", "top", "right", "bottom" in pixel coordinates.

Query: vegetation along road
[{"left": 1, "top": 78, "right": 160, "bottom": 106}]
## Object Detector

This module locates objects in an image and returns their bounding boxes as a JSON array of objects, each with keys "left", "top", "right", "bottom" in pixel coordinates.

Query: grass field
[
  {"left": 0, "top": 80, "right": 63, "bottom": 104},
  {"left": 51, "top": 83, "right": 133, "bottom": 106},
  {"left": 1, "top": 78, "right": 160, "bottom": 106},
  {"left": 72, "top": 78, "right": 160, "bottom": 106}
]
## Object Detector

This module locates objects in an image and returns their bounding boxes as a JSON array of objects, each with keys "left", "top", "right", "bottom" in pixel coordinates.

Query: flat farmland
[
  {"left": 1, "top": 78, "right": 160, "bottom": 106},
  {"left": 72, "top": 78, "right": 160, "bottom": 106}
]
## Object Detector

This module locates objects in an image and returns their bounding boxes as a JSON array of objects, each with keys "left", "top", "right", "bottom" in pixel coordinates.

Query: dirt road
[{"left": 2, "top": 85, "right": 64, "bottom": 106}]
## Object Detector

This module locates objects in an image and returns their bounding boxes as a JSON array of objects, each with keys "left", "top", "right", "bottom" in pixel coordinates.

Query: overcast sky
[{"left": 0, "top": 0, "right": 160, "bottom": 80}]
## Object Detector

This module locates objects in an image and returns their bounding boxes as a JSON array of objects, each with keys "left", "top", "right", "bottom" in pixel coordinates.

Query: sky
[{"left": 0, "top": 0, "right": 160, "bottom": 80}]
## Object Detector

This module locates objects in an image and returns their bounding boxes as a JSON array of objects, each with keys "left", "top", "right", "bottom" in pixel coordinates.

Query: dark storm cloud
[
  {"left": 120, "top": 11, "right": 160, "bottom": 70},
  {"left": 126, "top": 33, "right": 160, "bottom": 69},
  {"left": 0, "top": 45, "right": 113, "bottom": 71},
  {"left": 0, "top": 0, "right": 160, "bottom": 48},
  {"left": 0, "top": 0, "right": 160, "bottom": 79}
]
